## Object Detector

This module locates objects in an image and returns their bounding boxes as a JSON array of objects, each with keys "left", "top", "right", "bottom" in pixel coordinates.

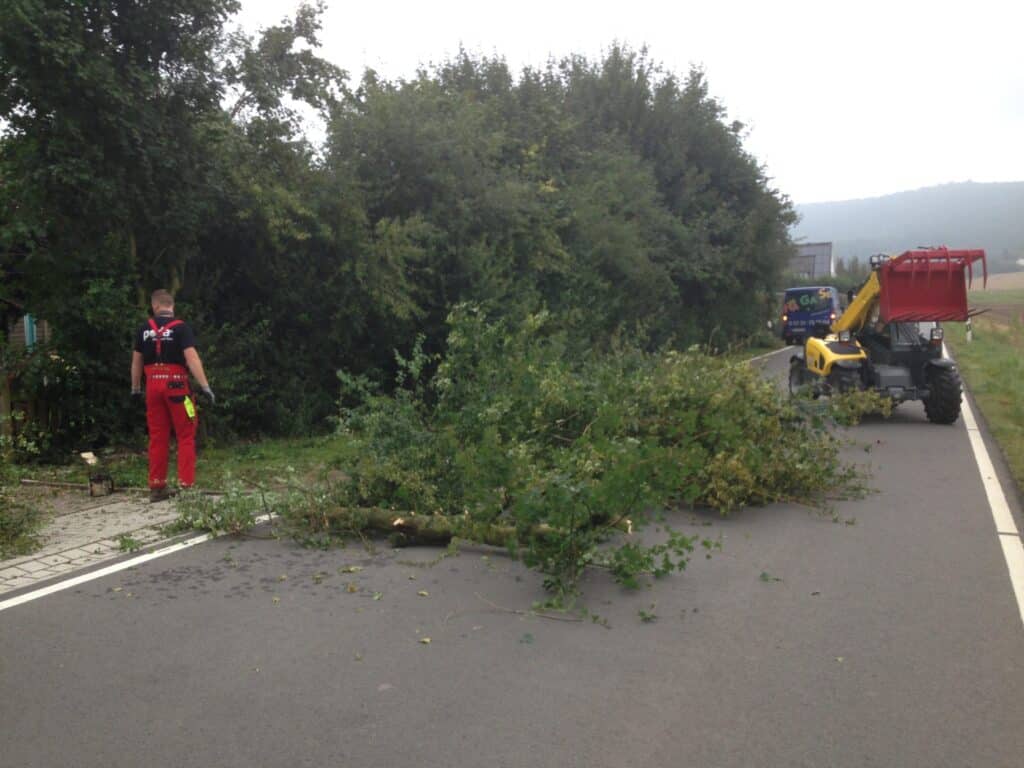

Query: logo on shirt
[{"left": 143, "top": 328, "right": 175, "bottom": 342}]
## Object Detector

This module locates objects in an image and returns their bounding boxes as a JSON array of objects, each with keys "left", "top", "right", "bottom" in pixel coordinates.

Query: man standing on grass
[{"left": 130, "top": 289, "right": 214, "bottom": 502}]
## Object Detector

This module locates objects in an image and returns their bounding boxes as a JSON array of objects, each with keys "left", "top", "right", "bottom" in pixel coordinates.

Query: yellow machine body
[
  {"left": 832, "top": 272, "right": 881, "bottom": 335},
  {"left": 801, "top": 269, "right": 878, "bottom": 379},
  {"left": 803, "top": 336, "right": 867, "bottom": 379}
]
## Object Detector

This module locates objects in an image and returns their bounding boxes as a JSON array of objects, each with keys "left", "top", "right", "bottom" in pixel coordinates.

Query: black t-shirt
[{"left": 133, "top": 315, "right": 197, "bottom": 366}]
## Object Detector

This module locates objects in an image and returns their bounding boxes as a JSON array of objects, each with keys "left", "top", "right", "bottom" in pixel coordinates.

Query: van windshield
[{"left": 784, "top": 288, "right": 834, "bottom": 314}]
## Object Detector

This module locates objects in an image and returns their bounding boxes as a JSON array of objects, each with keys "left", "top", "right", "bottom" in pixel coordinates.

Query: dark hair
[{"left": 151, "top": 289, "right": 174, "bottom": 308}]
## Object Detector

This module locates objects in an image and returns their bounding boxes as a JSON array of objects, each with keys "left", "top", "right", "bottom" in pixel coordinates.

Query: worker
[{"left": 130, "top": 289, "right": 214, "bottom": 502}]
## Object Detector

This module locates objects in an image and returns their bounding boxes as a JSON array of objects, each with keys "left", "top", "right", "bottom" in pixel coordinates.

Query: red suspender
[{"left": 147, "top": 318, "right": 184, "bottom": 360}]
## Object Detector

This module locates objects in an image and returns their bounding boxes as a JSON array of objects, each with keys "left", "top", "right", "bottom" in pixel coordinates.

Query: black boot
[{"left": 149, "top": 486, "right": 171, "bottom": 503}]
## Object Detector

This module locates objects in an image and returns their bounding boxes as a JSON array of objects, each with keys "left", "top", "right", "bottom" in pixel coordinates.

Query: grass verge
[
  {"left": 969, "top": 288, "right": 1024, "bottom": 306},
  {"left": 5, "top": 434, "right": 358, "bottom": 492},
  {"left": 0, "top": 473, "right": 43, "bottom": 558},
  {"left": 946, "top": 317, "right": 1024, "bottom": 490}
]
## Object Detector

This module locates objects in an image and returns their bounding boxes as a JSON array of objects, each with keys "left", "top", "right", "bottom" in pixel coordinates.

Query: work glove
[{"left": 199, "top": 386, "right": 215, "bottom": 405}]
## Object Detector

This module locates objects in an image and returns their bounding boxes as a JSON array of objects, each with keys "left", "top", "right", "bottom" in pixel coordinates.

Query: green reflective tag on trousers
[{"left": 184, "top": 396, "right": 196, "bottom": 420}]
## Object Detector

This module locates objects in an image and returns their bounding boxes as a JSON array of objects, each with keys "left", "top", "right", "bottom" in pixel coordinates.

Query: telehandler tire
[
  {"left": 923, "top": 366, "right": 962, "bottom": 424},
  {"left": 831, "top": 368, "right": 861, "bottom": 394}
]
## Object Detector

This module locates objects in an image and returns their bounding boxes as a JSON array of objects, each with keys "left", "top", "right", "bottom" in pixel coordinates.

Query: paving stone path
[{"left": 0, "top": 496, "right": 181, "bottom": 594}]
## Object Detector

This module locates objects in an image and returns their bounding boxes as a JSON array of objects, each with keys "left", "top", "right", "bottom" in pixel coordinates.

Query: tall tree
[
  {"left": 2, "top": 26, "right": 798, "bottom": 446},
  {"left": 0, "top": 0, "right": 240, "bottom": 292}
]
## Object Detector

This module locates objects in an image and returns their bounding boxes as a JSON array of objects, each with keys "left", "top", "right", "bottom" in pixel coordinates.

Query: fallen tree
[
  {"left": 266, "top": 307, "right": 865, "bottom": 602},
  {"left": 297, "top": 505, "right": 632, "bottom": 548}
]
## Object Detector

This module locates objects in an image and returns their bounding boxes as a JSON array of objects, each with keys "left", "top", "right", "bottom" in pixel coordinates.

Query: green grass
[
  {"left": 946, "top": 318, "right": 1024, "bottom": 490},
  {"left": 0, "top": 493, "right": 43, "bottom": 558},
  {"left": 7, "top": 434, "right": 359, "bottom": 492},
  {"left": 969, "top": 288, "right": 1024, "bottom": 306}
]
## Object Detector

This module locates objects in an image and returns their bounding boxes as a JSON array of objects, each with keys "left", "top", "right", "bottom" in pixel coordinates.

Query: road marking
[
  {"left": 0, "top": 514, "right": 273, "bottom": 613},
  {"left": 747, "top": 346, "right": 792, "bottom": 364},
  {"left": 947, "top": 344, "right": 1024, "bottom": 627}
]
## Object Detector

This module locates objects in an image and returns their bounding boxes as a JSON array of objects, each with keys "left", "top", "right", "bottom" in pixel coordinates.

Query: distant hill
[{"left": 792, "top": 181, "right": 1024, "bottom": 274}]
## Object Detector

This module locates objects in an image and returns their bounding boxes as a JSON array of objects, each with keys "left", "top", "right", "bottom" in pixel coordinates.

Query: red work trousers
[{"left": 144, "top": 365, "right": 197, "bottom": 489}]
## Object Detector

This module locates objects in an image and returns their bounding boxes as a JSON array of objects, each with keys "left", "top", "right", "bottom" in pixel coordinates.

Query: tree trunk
[{"left": 320, "top": 507, "right": 632, "bottom": 548}]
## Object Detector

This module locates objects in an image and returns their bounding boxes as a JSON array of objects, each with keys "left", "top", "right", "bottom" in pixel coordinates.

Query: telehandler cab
[{"left": 788, "top": 247, "right": 986, "bottom": 424}]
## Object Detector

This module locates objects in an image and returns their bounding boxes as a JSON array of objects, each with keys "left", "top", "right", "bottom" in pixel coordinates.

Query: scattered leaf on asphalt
[
  {"left": 272, "top": 597, "right": 280, "bottom": 605},
  {"left": 759, "top": 571, "right": 782, "bottom": 583},
  {"left": 372, "top": 591, "right": 383, "bottom": 601},
  {"left": 408, "top": 575, "right": 416, "bottom": 580},
  {"left": 354, "top": 652, "right": 363, "bottom": 661},
  {"left": 112, "top": 587, "right": 123, "bottom": 592},
  {"left": 278, "top": 574, "right": 288, "bottom": 582},
  {"left": 811, "top": 591, "right": 821, "bottom": 596},
  {"left": 520, "top": 632, "right": 534, "bottom": 644},
  {"left": 340, "top": 565, "right": 363, "bottom": 574},
  {"left": 346, "top": 582, "right": 359, "bottom": 593},
  {"left": 835, "top": 656, "right": 844, "bottom": 663},
  {"left": 419, "top": 637, "right": 431, "bottom": 645},
  {"left": 417, "top": 590, "right": 429, "bottom": 597},
  {"left": 377, "top": 683, "right": 394, "bottom": 692}
]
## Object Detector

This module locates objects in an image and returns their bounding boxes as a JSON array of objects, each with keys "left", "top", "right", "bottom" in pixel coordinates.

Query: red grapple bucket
[{"left": 878, "top": 248, "right": 986, "bottom": 323}]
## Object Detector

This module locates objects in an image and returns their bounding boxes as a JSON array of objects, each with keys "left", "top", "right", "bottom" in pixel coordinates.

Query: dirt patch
[
  {"left": 984, "top": 271, "right": 1024, "bottom": 290},
  {"left": 978, "top": 304, "right": 1024, "bottom": 328},
  {"left": 970, "top": 272, "right": 1024, "bottom": 329}
]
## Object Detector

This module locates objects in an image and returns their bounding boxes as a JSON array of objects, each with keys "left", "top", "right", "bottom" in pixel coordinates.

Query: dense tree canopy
[{"left": 0, "top": 1, "right": 795, "bottom": 450}]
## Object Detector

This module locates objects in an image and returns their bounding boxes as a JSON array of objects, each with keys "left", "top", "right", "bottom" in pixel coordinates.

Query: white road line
[
  {"left": 0, "top": 513, "right": 274, "bottom": 614},
  {"left": 960, "top": 397, "right": 1024, "bottom": 627},
  {"left": 747, "top": 346, "right": 793, "bottom": 364},
  {"left": 947, "top": 344, "right": 1024, "bottom": 627},
  {"left": 961, "top": 401, "right": 1020, "bottom": 536}
]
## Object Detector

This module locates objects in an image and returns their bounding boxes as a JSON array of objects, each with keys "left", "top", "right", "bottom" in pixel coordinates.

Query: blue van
[{"left": 781, "top": 286, "right": 841, "bottom": 346}]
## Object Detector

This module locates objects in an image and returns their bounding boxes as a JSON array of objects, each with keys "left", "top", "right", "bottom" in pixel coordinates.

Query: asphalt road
[{"left": 3, "top": 348, "right": 1023, "bottom": 768}]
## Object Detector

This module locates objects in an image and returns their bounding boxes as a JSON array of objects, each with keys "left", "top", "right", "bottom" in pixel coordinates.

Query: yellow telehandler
[{"left": 788, "top": 247, "right": 986, "bottom": 424}]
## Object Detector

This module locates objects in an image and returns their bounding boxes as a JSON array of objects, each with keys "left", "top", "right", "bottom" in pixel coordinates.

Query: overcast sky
[{"left": 238, "top": 0, "right": 1023, "bottom": 204}]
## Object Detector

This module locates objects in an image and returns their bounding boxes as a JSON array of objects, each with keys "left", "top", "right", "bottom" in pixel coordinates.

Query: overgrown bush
[
  {"left": 830, "top": 389, "right": 896, "bottom": 426},
  {"left": 0, "top": 481, "right": 42, "bottom": 558},
  {"left": 4, "top": 2, "right": 796, "bottom": 449},
  {"left": 170, "top": 485, "right": 262, "bottom": 536},
  {"left": 290, "top": 306, "right": 863, "bottom": 602},
  {"left": 0, "top": 340, "right": 90, "bottom": 461}
]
